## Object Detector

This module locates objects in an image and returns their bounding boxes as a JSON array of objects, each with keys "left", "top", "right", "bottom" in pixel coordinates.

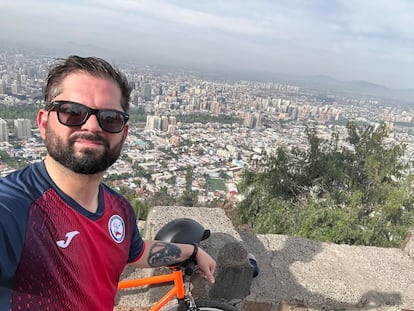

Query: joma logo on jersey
[
  {"left": 108, "top": 215, "right": 125, "bottom": 243},
  {"left": 56, "top": 231, "right": 80, "bottom": 248}
]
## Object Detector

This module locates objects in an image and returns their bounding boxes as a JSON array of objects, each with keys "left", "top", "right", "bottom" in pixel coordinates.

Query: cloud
[
  {"left": 0, "top": 0, "right": 412, "bottom": 88},
  {"left": 335, "top": 0, "right": 414, "bottom": 40},
  {"left": 92, "top": 0, "right": 269, "bottom": 36}
]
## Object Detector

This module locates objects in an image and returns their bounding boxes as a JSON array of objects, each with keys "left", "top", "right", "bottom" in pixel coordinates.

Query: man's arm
[{"left": 130, "top": 240, "right": 216, "bottom": 283}]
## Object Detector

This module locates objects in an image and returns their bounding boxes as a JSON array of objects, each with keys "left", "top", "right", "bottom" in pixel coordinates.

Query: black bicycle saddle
[{"left": 154, "top": 218, "right": 210, "bottom": 244}]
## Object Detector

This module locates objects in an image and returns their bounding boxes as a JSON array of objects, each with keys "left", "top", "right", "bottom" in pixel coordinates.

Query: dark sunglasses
[{"left": 48, "top": 100, "right": 129, "bottom": 133}]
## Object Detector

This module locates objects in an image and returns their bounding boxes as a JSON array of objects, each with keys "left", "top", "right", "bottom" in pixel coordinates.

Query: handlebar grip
[{"left": 184, "top": 259, "right": 196, "bottom": 276}]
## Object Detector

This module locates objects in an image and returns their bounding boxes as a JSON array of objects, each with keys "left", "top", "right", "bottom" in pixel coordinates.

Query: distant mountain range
[
  {"left": 291, "top": 74, "right": 414, "bottom": 107},
  {"left": 206, "top": 68, "right": 414, "bottom": 108},
  {"left": 1, "top": 40, "right": 413, "bottom": 108}
]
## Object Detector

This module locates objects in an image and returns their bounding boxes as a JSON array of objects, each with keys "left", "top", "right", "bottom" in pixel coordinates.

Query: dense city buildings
[{"left": 1, "top": 51, "right": 414, "bottom": 206}]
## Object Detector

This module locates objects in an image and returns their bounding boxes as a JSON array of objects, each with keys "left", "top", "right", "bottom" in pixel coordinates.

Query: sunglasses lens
[
  {"left": 52, "top": 101, "right": 127, "bottom": 133},
  {"left": 98, "top": 111, "right": 126, "bottom": 133},
  {"left": 57, "top": 102, "right": 88, "bottom": 126}
]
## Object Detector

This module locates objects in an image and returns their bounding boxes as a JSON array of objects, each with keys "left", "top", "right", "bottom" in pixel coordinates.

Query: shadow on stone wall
[
  {"left": 193, "top": 232, "right": 255, "bottom": 300},
  {"left": 240, "top": 232, "right": 402, "bottom": 310}
]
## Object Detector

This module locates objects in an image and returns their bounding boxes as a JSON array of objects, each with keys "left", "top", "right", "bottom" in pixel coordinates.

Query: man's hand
[
  {"left": 131, "top": 240, "right": 216, "bottom": 282},
  {"left": 195, "top": 247, "right": 216, "bottom": 283}
]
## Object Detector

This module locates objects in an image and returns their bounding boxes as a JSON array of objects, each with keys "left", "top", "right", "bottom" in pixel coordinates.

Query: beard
[{"left": 45, "top": 124, "right": 124, "bottom": 174}]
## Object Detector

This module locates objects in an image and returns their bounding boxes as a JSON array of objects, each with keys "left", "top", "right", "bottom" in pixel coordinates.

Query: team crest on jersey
[{"left": 108, "top": 215, "right": 125, "bottom": 243}]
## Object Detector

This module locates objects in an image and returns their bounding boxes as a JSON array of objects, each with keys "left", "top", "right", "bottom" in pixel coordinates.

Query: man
[{"left": 0, "top": 55, "right": 216, "bottom": 310}]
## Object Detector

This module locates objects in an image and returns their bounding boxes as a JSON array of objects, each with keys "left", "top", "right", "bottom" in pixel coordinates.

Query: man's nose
[{"left": 81, "top": 113, "right": 103, "bottom": 132}]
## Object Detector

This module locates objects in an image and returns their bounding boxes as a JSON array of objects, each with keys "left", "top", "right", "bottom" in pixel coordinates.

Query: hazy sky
[{"left": 0, "top": 0, "right": 413, "bottom": 89}]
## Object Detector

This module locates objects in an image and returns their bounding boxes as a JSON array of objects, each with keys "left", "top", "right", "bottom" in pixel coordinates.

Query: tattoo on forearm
[{"left": 148, "top": 242, "right": 182, "bottom": 267}]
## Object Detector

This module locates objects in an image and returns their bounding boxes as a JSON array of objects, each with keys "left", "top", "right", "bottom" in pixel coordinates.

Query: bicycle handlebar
[
  {"left": 184, "top": 259, "right": 196, "bottom": 276},
  {"left": 154, "top": 218, "right": 210, "bottom": 276}
]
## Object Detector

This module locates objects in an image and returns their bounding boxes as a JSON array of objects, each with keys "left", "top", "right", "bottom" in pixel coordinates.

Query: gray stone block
[
  {"left": 143, "top": 206, "right": 252, "bottom": 302},
  {"left": 209, "top": 241, "right": 254, "bottom": 299}
]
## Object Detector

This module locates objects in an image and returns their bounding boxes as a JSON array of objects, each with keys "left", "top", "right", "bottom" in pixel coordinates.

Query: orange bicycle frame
[{"left": 118, "top": 268, "right": 185, "bottom": 311}]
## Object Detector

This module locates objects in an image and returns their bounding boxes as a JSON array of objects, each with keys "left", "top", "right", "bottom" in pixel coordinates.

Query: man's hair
[{"left": 44, "top": 55, "right": 131, "bottom": 112}]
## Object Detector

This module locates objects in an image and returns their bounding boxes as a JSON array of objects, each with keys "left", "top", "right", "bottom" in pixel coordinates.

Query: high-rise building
[
  {"left": 146, "top": 115, "right": 155, "bottom": 130},
  {"left": 14, "top": 118, "right": 32, "bottom": 139},
  {"left": 153, "top": 116, "right": 161, "bottom": 130},
  {"left": 146, "top": 115, "right": 162, "bottom": 131},
  {"left": 243, "top": 112, "right": 254, "bottom": 128},
  {"left": 0, "top": 82, "right": 5, "bottom": 94},
  {"left": 0, "top": 118, "right": 8, "bottom": 142},
  {"left": 142, "top": 84, "right": 151, "bottom": 101},
  {"left": 161, "top": 116, "right": 169, "bottom": 132},
  {"left": 254, "top": 112, "right": 262, "bottom": 127},
  {"left": 211, "top": 102, "right": 221, "bottom": 115},
  {"left": 11, "top": 82, "right": 20, "bottom": 95},
  {"left": 243, "top": 112, "right": 262, "bottom": 128}
]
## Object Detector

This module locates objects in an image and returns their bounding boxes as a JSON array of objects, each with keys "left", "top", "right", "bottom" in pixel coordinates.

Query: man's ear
[
  {"left": 37, "top": 109, "right": 48, "bottom": 140},
  {"left": 122, "top": 124, "right": 129, "bottom": 144}
]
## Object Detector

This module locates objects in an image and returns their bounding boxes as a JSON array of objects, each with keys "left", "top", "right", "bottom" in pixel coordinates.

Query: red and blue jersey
[{"left": 0, "top": 161, "right": 145, "bottom": 310}]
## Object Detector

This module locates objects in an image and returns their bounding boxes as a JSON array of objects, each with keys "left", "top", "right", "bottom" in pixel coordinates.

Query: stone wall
[{"left": 116, "top": 206, "right": 414, "bottom": 311}]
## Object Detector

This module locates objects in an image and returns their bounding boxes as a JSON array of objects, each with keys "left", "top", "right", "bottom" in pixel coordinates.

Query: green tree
[
  {"left": 180, "top": 190, "right": 197, "bottom": 207},
  {"left": 0, "top": 103, "right": 40, "bottom": 123},
  {"left": 131, "top": 199, "right": 150, "bottom": 220},
  {"left": 237, "top": 122, "right": 414, "bottom": 247}
]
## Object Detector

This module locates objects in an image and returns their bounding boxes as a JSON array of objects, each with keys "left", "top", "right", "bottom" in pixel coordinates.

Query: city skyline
[{"left": 0, "top": 0, "right": 413, "bottom": 90}]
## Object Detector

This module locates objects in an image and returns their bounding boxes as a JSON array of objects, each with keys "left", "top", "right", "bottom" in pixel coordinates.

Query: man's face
[
  {"left": 38, "top": 72, "right": 128, "bottom": 174},
  {"left": 45, "top": 122, "right": 124, "bottom": 174}
]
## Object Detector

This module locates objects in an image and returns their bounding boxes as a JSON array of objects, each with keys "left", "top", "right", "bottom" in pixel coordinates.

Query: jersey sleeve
[
  {"left": 128, "top": 225, "right": 145, "bottom": 263},
  {"left": 0, "top": 164, "right": 49, "bottom": 288},
  {"left": 0, "top": 195, "right": 28, "bottom": 288}
]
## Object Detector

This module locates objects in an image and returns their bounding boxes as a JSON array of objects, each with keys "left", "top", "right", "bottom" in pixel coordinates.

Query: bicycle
[{"left": 118, "top": 218, "right": 238, "bottom": 311}]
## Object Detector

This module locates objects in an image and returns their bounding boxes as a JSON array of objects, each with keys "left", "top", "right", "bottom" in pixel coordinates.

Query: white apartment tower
[
  {"left": 146, "top": 115, "right": 162, "bottom": 131},
  {"left": 161, "top": 116, "right": 169, "bottom": 131},
  {"left": 0, "top": 82, "right": 5, "bottom": 94},
  {"left": 0, "top": 118, "right": 8, "bottom": 142},
  {"left": 11, "top": 82, "right": 20, "bottom": 95},
  {"left": 146, "top": 115, "right": 155, "bottom": 130},
  {"left": 14, "top": 118, "right": 32, "bottom": 139}
]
